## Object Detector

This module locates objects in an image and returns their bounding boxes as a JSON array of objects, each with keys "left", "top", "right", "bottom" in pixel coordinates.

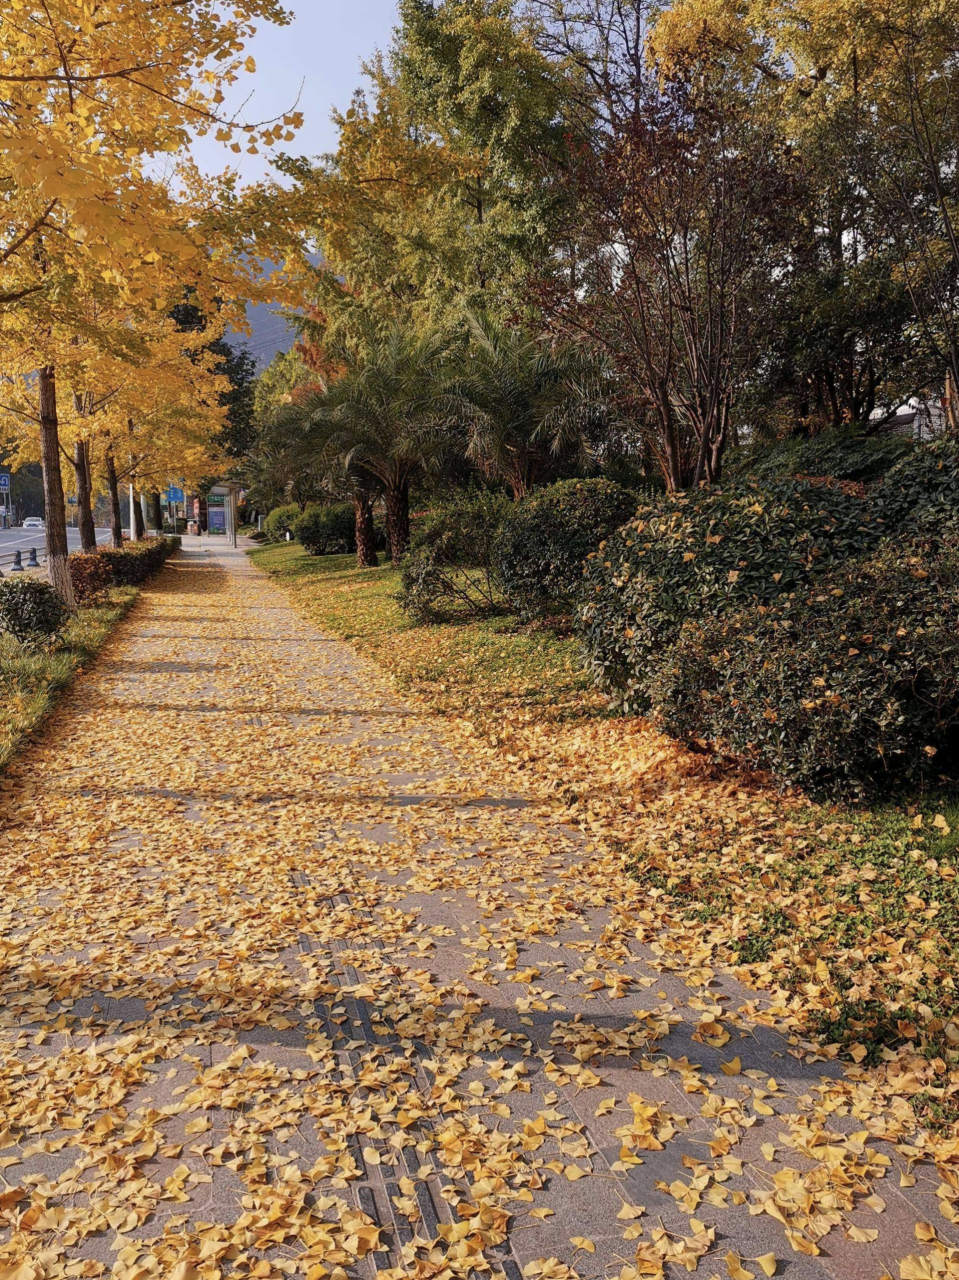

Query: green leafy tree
[{"left": 277, "top": 0, "right": 568, "bottom": 339}]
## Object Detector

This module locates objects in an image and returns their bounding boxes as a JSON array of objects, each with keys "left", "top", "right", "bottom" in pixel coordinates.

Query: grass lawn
[
  {"left": 0, "top": 585, "right": 139, "bottom": 772},
  {"left": 251, "top": 541, "right": 959, "bottom": 1113}
]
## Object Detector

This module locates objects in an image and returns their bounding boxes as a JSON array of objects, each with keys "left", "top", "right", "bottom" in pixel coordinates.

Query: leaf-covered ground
[
  {"left": 1, "top": 542, "right": 957, "bottom": 1280},
  {"left": 250, "top": 548, "right": 959, "bottom": 1074}
]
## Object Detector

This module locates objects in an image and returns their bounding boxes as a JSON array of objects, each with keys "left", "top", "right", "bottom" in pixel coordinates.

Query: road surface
[{"left": 0, "top": 526, "right": 113, "bottom": 562}]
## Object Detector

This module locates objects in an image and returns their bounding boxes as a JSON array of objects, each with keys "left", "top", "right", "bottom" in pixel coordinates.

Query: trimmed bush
[
  {"left": 496, "top": 479, "right": 638, "bottom": 621},
  {"left": 294, "top": 504, "right": 356, "bottom": 556},
  {"left": 399, "top": 491, "right": 511, "bottom": 623},
  {"left": 97, "top": 536, "right": 180, "bottom": 586},
  {"left": 577, "top": 480, "right": 885, "bottom": 711},
  {"left": 650, "top": 543, "right": 959, "bottom": 797},
  {"left": 69, "top": 553, "right": 113, "bottom": 606},
  {"left": 873, "top": 435, "right": 959, "bottom": 539},
  {"left": 263, "top": 504, "right": 302, "bottom": 543},
  {"left": 0, "top": 577, "right": 68, "bottom": 644}
]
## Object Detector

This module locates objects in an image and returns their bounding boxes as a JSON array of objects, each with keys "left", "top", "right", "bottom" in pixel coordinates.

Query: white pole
[{"left": 129, "top": 483, "right": 135, "bottom": 540}]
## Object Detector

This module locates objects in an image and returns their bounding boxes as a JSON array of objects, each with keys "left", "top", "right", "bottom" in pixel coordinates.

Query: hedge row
[
  {"left": 263, "top": 504, "right": 301, "bottom": 542},
  {"left": 399, "top": 491, "right": 512, "bottom": 622},
  {"left": 578, "top": 439, "right": 959, "bottom": 796},
  {"left": 397, "top": 440, "right": 959, "bottom": 796},
  {"left": 69, "top": 537, "right": 181, "bottom": 602},
  {"left": 578, "top": 479, "right": 885, "bottom": 712},
  {"left": 92, "top": 536, "right": 182, "bottom": 586},
  {"left": 652, "top": 543, "right": 959, "bottom": 795},
  {"left": 293, "top": 504, "right": 356, "bottom": 556},
  {"left": 497, "top": 479, "right": 639, "bottom": 620},
  {"left": 398, "top": 480, "right": 636, "bottom": 623}
]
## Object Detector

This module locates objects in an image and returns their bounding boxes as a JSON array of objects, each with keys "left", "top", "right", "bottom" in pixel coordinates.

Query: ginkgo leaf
[
  {"left": 570, "top": 1238, "right": 595, "bottom": 1253},
  {"left": 724, "top": 1250, "right": 754, "bottom": 1280},
  {"left": 720, "top": 1057, "right": 742, "bottom": 1076}
]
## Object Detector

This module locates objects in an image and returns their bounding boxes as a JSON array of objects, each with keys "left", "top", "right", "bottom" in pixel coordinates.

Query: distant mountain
[
  {"left": 227, "top": 255, "right": 321, "bottom": 369},
  {"left": 228, "top": 301, "right": 297, "bottom": 370}
]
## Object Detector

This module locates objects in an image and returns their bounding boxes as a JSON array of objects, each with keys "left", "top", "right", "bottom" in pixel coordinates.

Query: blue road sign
[
  {"left": 0, "top": 474, "right": 10, "bottom": 491},
  {"left": 166, "top": 486, "right": 184, "bottom": 503}
]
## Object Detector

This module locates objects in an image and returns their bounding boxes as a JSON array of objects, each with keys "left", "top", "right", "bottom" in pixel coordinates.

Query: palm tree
[
  {"left": 264, "top": 390, "right": 382, "bottom": 568},
  {"left": 448, "top": 312, "right": 610, "bottom": 499},
  {"left": 304, "top": 320, "right": 459, "bottom": 563}
]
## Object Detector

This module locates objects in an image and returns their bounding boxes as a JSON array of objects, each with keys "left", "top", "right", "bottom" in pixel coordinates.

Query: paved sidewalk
[{"left": 0, "top": 542, "right": 942, "bottom": 1280}]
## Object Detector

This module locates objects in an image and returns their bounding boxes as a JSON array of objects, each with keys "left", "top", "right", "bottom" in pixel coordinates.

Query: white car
[{"left": 21, "top": 517, "right": 44, "bottom": 529}]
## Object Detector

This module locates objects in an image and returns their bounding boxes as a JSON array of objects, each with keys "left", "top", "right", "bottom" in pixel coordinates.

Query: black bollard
[
  {"left": 26, "top": 547, "right": 39, "bottom": 568},
  {"left": 11, "top": 551, "right": 23, "bottom": 573}
]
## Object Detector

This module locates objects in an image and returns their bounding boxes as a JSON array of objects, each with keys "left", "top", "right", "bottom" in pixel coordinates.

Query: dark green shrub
[
  {"left": 651, "top": 543, "right": 959, "bottom": 797},
  {"left": 873, "top": 436, "right": 959, "bottom": 538},
  {"left": 399, "top": 491, "right": 511, "bottom": 623},
  {"left": 0, "top": 577, "right": 68, "bottom": 644},
  {"left": 496, "top": 479, "right": 638, "bottom": 621},
  {"left": 732, "top": 428, "right": 914, "bottom": 484},
  {"left": 97, "top": 536, "right": 180, "bottom": 586},
  {"left": 263, "top": 504, "right": 302, "bottom": 543},
  {"left": 577, "top": 480, "right": 885, "bottom": 711},
  {"left": 293, "top": 504, "right": 356, "bottom": 556},
  {"left": 69, "top": 553, "right": 113, "bottom": 605}
]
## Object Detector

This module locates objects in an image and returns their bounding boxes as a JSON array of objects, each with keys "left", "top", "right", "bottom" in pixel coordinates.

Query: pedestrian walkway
[{"left": 0, "top": 542, "right": 945, "bottom": 1280}]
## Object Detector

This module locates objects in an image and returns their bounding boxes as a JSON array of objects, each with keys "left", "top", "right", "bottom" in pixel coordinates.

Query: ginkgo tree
[
  {"left": 0, "top": 0, "right": 307, "bottom": 606},
  {"left": 0, "top": 0, "right": 301, "bottom": 307},
  {"left": 1, "top": 300, "right": 228, "bottom": 609}
]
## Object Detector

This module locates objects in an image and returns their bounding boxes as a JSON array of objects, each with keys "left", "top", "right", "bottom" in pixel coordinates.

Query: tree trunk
[
  {"left": 132, "top": 491, "right": 145, "bottom": 540},
  {"left": 945, "top": 369, "right": 959, "bottom": 434},
  {"left": 384, "top": 481, "right": 410, "bottom": 565},
  {"left": 105, "top": 448, "right": 123, "bottom": 549},
  {"left": 150, "top": 491, "right": 164, "bottom": 534},
  {"left": 353, "top": 493, "right": 379, "bottom": 568},
  {"left": 73, "top": 438, "right": 97, "bottom": 553},
  {"left": 38, "top": 366, "right": 76, "bottom": 610}
]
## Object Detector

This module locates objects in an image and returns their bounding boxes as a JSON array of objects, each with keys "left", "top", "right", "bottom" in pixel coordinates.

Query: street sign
[
  {"left": 0, "top": 474, "right": 9, "bottom": 491},
  {"left": 166, "top": 486, "right": 184, "bottom": 503}
]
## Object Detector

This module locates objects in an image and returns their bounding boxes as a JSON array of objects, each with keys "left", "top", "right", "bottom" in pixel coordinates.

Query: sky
[{"left": 192, "top": 0, "right": 400, "bottom": 365}]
